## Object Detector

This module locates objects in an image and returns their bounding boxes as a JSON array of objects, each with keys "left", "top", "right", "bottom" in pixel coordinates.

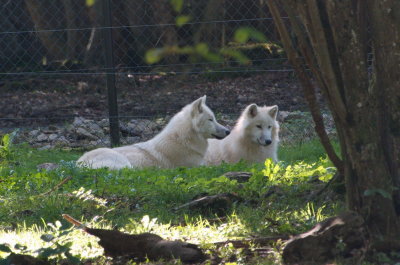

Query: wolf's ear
[
  {"left": 247, "top": 104, "right": 258, "bottom": 118},
  {"left": 269, "top": 105, "right": 278, "bottom": 119},
  {"left": 192, "top": 96, "right": 206, "bottom": 115},
  {"left": 201, "top": 95, "right": 207, "bottom": 103}
]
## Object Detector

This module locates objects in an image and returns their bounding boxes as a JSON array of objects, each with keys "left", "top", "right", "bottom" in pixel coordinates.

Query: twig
[
  {"left": 40, "top": 176, "right": 73, "bottom": 196},
  {"left": 213, "top": 235, "right": 289, "bottom": 248}
]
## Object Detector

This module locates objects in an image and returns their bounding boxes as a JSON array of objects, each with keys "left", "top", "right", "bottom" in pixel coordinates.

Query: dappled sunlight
[{"left": 0, "top": 140, "right": 344, "bottom": 263}]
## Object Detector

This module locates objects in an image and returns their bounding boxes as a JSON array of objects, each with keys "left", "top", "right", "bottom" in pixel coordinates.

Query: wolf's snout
[
  {"left": 212, "top": 126, "right": 230, "bottom": 140},
  {"left": 265, "top": 139, "right": 272, "bottom": 145}
]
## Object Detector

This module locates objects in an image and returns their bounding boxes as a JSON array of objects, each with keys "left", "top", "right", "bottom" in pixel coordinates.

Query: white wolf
[
  {"left": 204, "top": 104, "right": 279, "bottom": 165},
  {"left": 77, "top": 96, "right": 230, "bottom": 169}
]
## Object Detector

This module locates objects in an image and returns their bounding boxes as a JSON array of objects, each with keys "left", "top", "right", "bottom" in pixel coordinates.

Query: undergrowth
[{"left": 0, "top": 134, "right": 343, "bottom": 264}]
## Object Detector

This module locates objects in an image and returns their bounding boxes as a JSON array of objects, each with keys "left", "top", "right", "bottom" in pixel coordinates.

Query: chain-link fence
[{"left": 0, "top": 0, "right": 330, "bottom": 149}]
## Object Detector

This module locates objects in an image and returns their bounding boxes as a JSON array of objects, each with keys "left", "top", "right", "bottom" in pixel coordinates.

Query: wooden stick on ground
[{"left": 40, "top": 176, "right": 73, "bottom": 196}]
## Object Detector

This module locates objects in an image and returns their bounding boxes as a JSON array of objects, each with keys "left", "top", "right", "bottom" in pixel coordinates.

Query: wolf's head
[
  {"left": 238, "top": 104, "right": 279, "bottom": 146},
  {"left": 190, "top": 96, "right": 230, "bottom": 140}
]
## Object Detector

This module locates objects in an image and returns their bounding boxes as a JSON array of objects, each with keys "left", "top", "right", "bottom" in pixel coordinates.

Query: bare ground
[{"left": 0, "top": 72, "right": 309, "bottom": 129}]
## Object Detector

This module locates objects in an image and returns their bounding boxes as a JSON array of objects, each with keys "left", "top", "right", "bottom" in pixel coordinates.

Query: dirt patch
[{"left": 0, "top": 72, "right": 307, "bottom": 129}]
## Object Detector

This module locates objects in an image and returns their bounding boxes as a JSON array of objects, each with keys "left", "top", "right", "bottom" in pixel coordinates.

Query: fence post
[{"left": 102, "top": 0, "right": 120, "bottom": 147}]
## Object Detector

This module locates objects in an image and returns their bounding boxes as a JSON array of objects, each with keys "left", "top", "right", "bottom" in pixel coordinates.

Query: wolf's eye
[
  {"left": 209, "top": 118, "right": 214, "bottom": 122},
  {"left": 256, "top": 125, "right": 262, "bottom": 129},
  {"left": 268, "top": 125, "right": 272, "bottom": 129}
]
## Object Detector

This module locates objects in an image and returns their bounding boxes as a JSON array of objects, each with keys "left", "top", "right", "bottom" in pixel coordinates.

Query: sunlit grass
[
  {"left": 1, "top": 201, "right": 332, "bottom": 262},
  {"left": 279, "top": 138, "right": 340, "bottom": 164},
  {"left": 0, "top": 137, "right": 343, "bottom": 264}
]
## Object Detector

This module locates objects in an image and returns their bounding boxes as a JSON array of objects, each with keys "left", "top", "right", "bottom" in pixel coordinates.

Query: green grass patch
[
  {"left": 279, "top": 138, "right": 340, "bottom": 164},
  {"left": 0, "top": 136, "right": 343, "bottom": 264}
]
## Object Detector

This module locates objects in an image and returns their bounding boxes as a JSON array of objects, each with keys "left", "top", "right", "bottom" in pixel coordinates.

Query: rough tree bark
[
  {"left": 24, "top": 0, "right": 67, "bottom": 61},
  {"left": 267, "top": 2, "right": 343, "bottom": 174},
  {"left": 61, "top": 0, "right": 89, "bottom": 61},
  {"left": 83, "top": 0, "right": 104, "bottom": 66},
  {"left": 268, "top": 0, "right": 400, "bottom": 252}
]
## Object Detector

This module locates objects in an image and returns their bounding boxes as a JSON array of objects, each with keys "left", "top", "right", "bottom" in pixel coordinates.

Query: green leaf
[
  {"left": 364, "top": 189, "right": 392, "bottom": 199},
  {"left": 170, "top": 0, "right": 184, "bottom": 12},
  {"left": 175, "top": 15, "right": 191, "bottom": 27},
  {"left": 234, "top": 29, "right": 249, "bottom": 43},
  {"left": 40, "top": 234, "right": 55, "bottom": 242},
  {"left": 234, "top": 27, "right": 267, "bottom": 43},
  {"left": 193, "top": 43, "right": 223, "bottom": 62},
  {"left": 220, "top": 48, "right": 250, "bottom": 64},
  {"left": 1, "top": 134, "right": 10, "bottom": 146},
  {"left": 55, "top": 244, "right": 70, "bottom": 253},
  {"left": 86, "top": 0, "right": 96, "bottom": 7},
  {"left": 0, "top": 244, "right": 12, "bottom": 253},
  {"left": 14, "top": 244, "right": 27, "bottom": 251},
  {"left": 145, "top": 48, "right": 164, "bottom": 64},
  {"left": 38, "top": 247, "right": 60, "bottom": 258},
  {"left": 65, "top": 252, "right": 81, "bottom": 265},
  {"left": 195, "top": 43, "right": 209, "bottom": 55},
  {"left": 203, "top": 52, "right": 224, "bottom": 63},
  {"left": 263, "top": 159, "right": 272, "bottom": 177},
  {"left": 63, "top": 242, "right": 73, "bottom": 249},
  {"left": 59, "top": 230, "right": 72, "bottom": 237}
]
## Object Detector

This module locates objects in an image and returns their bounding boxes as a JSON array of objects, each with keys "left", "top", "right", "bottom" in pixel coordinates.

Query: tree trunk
[
  {"left": 83, "top": 0, "right": 104, "bottom": 66},
  {"left": 24, "top": 0, "right": 67, "bottom": 61},
  {"left": 122, "top": 0, "right": 148, "bottom": 68},
  {"left": 109, "top": 0, "right": 133, "bottom": 66},
  {"left": 149, "top": 0, "right": 179, "bottom": 63},
  {"left": 193, "top": 0, "right": 224, "bottom": 48},
  {"left": 0, "top": 2, "right": 21, "bottom": 70},
  {"left": 268, "top": 0, "right": 400, "bottom": 251},
  {"left": 322, "top": 0, "right": 400, "bottom": 249},
  {"left": 366, "top": 0, "right": 400, "bottom": 209},
  {"left": 61, "top": 0, "right": 89, "bottom": 61}
]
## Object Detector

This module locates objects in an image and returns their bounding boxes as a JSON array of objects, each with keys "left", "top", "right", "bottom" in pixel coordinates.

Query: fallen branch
[
  {"left": 62, "top": 214, "right": 206, "bottom": 263},
  {"left": 174, "top": 193, "right": 242, "bottom": 213},
  {"left": 39, "top": 176, "right": 73, "bottom": 196},
  {"left": 282, "top": 211, "right": 367, "bottom": 264}
]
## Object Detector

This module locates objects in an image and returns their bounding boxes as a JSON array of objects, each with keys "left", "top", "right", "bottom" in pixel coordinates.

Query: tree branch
[
  {"left": 267, "top": 0, "right": 343, "bottom": 173},
  {"left": 298, "top": 0, "right": 348, "bottom": 124}
]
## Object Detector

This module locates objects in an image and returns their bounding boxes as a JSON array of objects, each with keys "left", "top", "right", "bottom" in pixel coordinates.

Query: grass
[
  {"left": 0, "top": 137, "right": 344, "bottom": 264},
  {"left": 5, "top": 138, "right": 333, "bottom": 172},
  {"left": 279, "top": 138, "right": 340, "bottom": 164}
]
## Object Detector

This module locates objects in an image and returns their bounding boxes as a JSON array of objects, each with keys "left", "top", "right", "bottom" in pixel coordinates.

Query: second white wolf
[
  {"left": 204, "top": 104, "right": 279, "bottom": 165},
  {"left": 77, "top": 96, "right": 230, "bottom": 169}
]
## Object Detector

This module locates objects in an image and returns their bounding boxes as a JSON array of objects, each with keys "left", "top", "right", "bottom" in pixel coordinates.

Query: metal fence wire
[
  {"left": 1, "top": 0, "right": 285, "bottom": 74},
  {"left": 0, "top": 0, "right": 330, "bottom": 149}
]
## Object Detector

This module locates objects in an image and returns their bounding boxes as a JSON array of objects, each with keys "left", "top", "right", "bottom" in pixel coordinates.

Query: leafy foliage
[
  {"left": 176, "top": 15, "right": 191, "bottom": 27},
  {"left": 234, "top": 27, "right": 268, "bottom": 43},
  {"left": 170, "top": 0, "right": 184, "bottom": 12},
  {"left": 0, "top": 132, "right": 18, "bottom": 166},
  {"left": 143, "top": 0, "right": 275, "bottom": 68},
  {"left": 85, "top": 0, "right": 96, "bottom": 7}
]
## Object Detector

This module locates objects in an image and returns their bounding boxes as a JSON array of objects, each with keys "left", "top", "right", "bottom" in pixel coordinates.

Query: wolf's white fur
[
  {"left": 204, "top": 104, "right": 279, "bottom": 165},
  {"left": 77, "top": 96, "right": 229, "bottom": 169}
]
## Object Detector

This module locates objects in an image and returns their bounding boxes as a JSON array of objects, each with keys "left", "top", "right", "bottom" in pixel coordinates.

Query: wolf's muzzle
[{"left": 212, "top": 129, "right": 230, "bottom": 140}]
